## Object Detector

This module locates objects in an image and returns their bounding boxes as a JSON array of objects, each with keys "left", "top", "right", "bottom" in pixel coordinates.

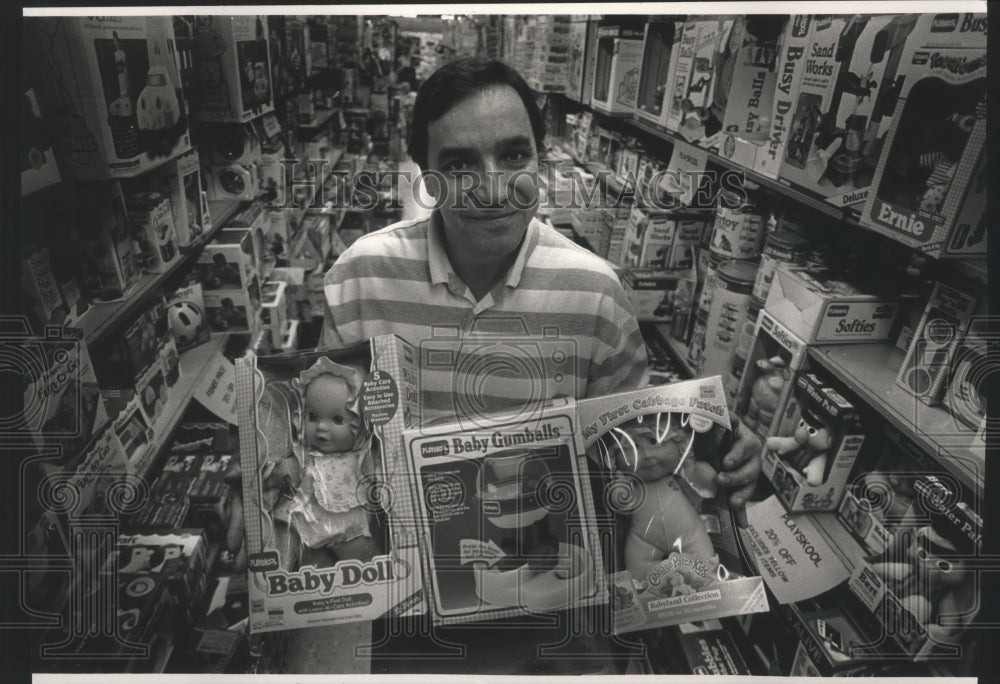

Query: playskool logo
[
  {"left": 931, "top": 14, "right": 959, "bottom": 31},
  {"left": 267, "top": 558, "right": 396, "bottom": 596}
]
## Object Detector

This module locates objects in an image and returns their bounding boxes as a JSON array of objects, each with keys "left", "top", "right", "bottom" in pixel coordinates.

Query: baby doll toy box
[
  {"left": 235, "top": 337, "right": 426, "bottom": 633},
  {"left": 761, "top": 370, "right": 865, "bottom": 513},
  {"left": 575, "top": 377, "right": 769, "bottom": 634}
]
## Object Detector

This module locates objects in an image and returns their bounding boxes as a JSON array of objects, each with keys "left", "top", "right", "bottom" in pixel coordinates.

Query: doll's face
[{"left": 303, "top": 374, "right": 354, "bottom": 453}]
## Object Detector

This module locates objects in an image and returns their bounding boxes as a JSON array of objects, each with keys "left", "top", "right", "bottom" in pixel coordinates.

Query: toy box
[
  {"left": 24, "top": 16, "right": 190, "bottom": 180},
  {"left": 204, "top": 277, "right": 261, "bottom": 336},
  {"left": 145, "top": 149, "right": 211, "bottom": 247},
  {"left": 126, "top": 191, "right": 180, "bottom": 274},
  {"left": 626, "top": 206, "right": 711, "bottom": 270},
  {"left": 757, "top": 16, "right": 815, "bottom": 179},
  {"left": 623, "top": 269, "right": 695, "bottom": 324},
  {"left": 734, "top": 309, "right": 808, "bottom": 440},
  {"left": 204, "top": 161, "right": 260, "bottom": 201},
  {"left": 590, "top": 22, "right": 644, "bottom": 116},
  {"left": 93, "top": 298, "right": 171, "bottom": 390},
  {"left": 110, "top": 395, "right": 156, "bottom": 474},
  {"left": 22, "top": 325, "right": 110, "bottom": 462},
  {"left": 850, "top": 474, "right": 981, "bottom": 661},
  {"left": 260, "top": 279, "right": 288, "bottom": 349},
  {"left": 403, "top": 398, "right": 607, "bottom": 624},
  {"left": 633, "top": 17, "right": 684, "bottom": 127},
  {"left": 48, "top": 570, "right": 176, "bottom": 672},
  {"left": 136, "top": 359, "right": 169, "bottom": 429},
  {"left": 197, "top": 228, "right": 257, "bottom": 291},
  {"left": 235, "top": 337, "right": 426, "bottom": 632},
  {"left": 184, "top": 452, "right": 234, "bottom": 539},
  {"left": 781, "top": 601, "right": 888, "bottom": 676},
  {"left": 20, "top": 245, "right": 69, "bottom": 333},
  {"left": 664, "top": 17, "right": 724, "bottom": 139},
  {"left": 166, "top": 282, "right": 211, "bottom": 352},
  {"left": 565, "top": 18, "right": 590, "bottom": 102},
  {"left": 715, "top": 16, "right": 782, "bottom": 167},
  {"left": 896, "top": 281, "right": 979, "bottom": 405},
  {"left": 777, "top": 16, "right": 915, "bottom": 209},
  {"left": 193, "top": 15, "right": 274, "bottom": 123},
  {"left": 764, "top": 264, "right": 900, "bottom": 345},
  {"left": 862, "top": 12, "right": 987, "bottom": 258},
  {"left": 573, "top": 378, "right": 768, "bottom": 634},
  {"left": 106, "top": 528, "right": 209, "bottom": 616},
  {"left": 20, "top": 88, "right": 61, "bottom": 196},
  {"left": 762, "top": 371, "right": 865, "bottom": 512},
  {"left": 665, "top": 620, "right": 754, "bottom": 675},
  {"left": 223, "top": 202, "right": 270, "bottom": 278},
  {"left": 76, "top": 181, "right": 140, "bottom": 302}
]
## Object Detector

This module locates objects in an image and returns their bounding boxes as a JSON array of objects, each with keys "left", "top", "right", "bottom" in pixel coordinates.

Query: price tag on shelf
[
  {"left": 658, "top": 140, "right": 709, "bottom": 207},
  {"left": 743, "top": 496, "right": 850, "bottom": 604},
  {"left": 193, "top": 352, "right": 238, "bottom": 425}
]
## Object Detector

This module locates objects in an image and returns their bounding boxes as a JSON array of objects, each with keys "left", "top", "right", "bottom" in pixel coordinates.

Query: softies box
[{"left": 765, "top": 264, "right": 899, "bottom": 344}]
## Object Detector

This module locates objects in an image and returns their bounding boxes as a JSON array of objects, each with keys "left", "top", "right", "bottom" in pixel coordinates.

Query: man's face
[{"left": 426, "top": 85, "right": 539, "bottom": 260}]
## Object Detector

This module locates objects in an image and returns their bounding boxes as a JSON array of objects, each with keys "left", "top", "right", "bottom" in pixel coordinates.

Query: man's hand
[{"left": 715, "top": 413, "right": 763, "bottom": 527}]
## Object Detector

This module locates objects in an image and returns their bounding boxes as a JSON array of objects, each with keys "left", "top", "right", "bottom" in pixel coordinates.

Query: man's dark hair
[{"left": 407, "top": 57, "right": 546, "bottom": 170}]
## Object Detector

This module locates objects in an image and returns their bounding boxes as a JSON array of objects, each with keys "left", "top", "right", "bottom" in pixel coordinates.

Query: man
[
  {"left": 237, "top": 56, "right": 762, "bottom": 673},
  {"left": 320, "top": 56, "right": 760, "bottom": 500}
]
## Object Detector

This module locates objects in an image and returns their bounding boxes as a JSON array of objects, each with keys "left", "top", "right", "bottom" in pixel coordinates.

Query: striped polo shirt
[{"left": 322, "top": 212, "right": 648, "bottom": 424}]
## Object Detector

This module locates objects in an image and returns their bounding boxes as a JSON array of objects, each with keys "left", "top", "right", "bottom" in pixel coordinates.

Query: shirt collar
[{"left": 427, "top": 211, "right": 541, "bottom": 289}]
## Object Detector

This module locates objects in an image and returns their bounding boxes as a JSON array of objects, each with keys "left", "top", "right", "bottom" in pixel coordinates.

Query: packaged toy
[
  {"left": 862, "top": 12, "right": 987, "bottom": 257},
  {"left": 193, "top": 16, "right": 274, "bottom": 123},
  {"left": 778, "top": 15, "right": 919, "bottom": 209},
  {"left": 577, "top": 378, "right": 769, "bottom": 633},
  {"left": 25, "top": 16, "right": 190, "bottom": 179},
  {"left": 235, "top": 339, "right": 425, "bottom": 632},
  {"left": 762, "top": 371, "right": 865, "bottom": 512}
]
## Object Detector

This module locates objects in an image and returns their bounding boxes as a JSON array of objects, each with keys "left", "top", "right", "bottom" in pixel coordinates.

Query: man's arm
[{"left": 585, "top": 287, "right": 649, "bottom": 398}]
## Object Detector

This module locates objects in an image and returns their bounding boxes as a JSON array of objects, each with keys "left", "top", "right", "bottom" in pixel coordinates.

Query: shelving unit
[
  {"left": 808, "top": 343, "right": 983, "bottom": 496},
  {"left": 554, "top": 93, "right": 988, "bottom": 285},
  {"left": 131, "top": 334, "right": 229, "bottom": 479},
  {"left": 79, "top": 199, "right": 246, "bottom": 347},
  {"left": 653, "top": 323, "right": 697, "bottom": 380}
]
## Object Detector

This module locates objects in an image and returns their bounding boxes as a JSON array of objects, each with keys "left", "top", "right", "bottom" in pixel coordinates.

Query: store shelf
[
  {"left": 298, "top": 107, "right": 337, "bottom": 130},
  {"left": 652, "top": 323, "right": 697, "bottom": 380},
  {"left": 79, "top": 200, "right": 245, "bottom": 347},
  {"left": 133, "top": 334, "right": 229, "bottom": 479},
  {"left": 807, "top": 343, "right": 983, "bottom": 496}
]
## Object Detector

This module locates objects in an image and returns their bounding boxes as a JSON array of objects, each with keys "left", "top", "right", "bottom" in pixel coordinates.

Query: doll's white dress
[{"left": 286, "top": 445, "right": 371, "bottom": 549}]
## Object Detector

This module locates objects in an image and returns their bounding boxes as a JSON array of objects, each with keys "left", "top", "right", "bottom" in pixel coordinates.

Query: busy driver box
[
  {"left": 235, "top": 335, "right": 426, "bottom": 633},
  {"left": 760, "top": 370, "right": 866, "bottom": 513}
]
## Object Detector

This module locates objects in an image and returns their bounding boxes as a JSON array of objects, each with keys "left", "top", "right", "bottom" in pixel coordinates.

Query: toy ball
[{"left": 168, "top": 301, "right": 203, "bottom": 346}]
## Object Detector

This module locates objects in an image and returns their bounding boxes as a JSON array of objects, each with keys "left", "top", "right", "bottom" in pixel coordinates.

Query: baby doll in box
[{"left": 257, "top": 357, "right": 376, "bottom": 569}]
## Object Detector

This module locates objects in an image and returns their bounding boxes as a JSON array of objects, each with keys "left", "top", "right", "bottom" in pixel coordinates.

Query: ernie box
[{"left": 861, "top": 12, "right": 987, "bottom": 258}]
